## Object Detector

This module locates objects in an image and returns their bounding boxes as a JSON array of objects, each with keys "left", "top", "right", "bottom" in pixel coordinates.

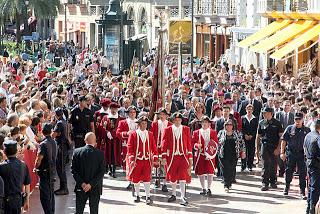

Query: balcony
[
  {"left": 194, "top": 0, "right": 236, "bottom": 17},
  {"left": 257, "top": 0, "right": 320, "bottom": 14}
]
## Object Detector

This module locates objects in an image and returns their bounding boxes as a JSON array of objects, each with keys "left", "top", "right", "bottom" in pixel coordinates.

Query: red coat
[
  {"left": 150, "top": 120, "right": 172, "bottom": 154},
  {"left": 232, "top": 111, "right": 242, "bottom": 131},
  {"left": 127, "top": 131, "right": 158, "bottom": 182},
  {"left": 116, "top": 119, "right": 137, "bottom": 170},
  {"left": 94, "top": 110, "right": 108, "bottom": 150},
  {"left": 101, "top": 115, "right": 123, "bottom": 166},
  {"left": 192, "top": 129, "right": 219, "bottom": 175},
  {"left": 161, "top": 125, "right": 192, "bottom": 183}
]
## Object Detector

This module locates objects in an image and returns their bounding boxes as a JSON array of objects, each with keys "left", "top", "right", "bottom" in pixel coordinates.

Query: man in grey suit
[{"left": 275, "top": 100, "right": 295, "bottom": 177}]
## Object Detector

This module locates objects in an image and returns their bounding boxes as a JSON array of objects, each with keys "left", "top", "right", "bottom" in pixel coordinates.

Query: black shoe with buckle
[
  {"left": 162, "top": 184, "right": 168, "bottom": 192},
  {"left": 180, "top": 197, "right": 188, "bottom": 206},
  {"left": 146, "top": 197, "right": 153, "bottom": 205},
  {"left": 168, "top": 195, "right": 176, "bottom": 202},
  {"left": 134, "top": 196, "right": 140, "bottom": 203},
  {"left": 207, "top": 189, "right": 212, "bottom": 197},
  {"left": 200, "top": 189, "right": 206, "bottom": 195}
]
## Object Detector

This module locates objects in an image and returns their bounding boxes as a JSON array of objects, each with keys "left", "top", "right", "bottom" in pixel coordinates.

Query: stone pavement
[{"left": 29, "top": 165, "right": 307, "bottom": 214}]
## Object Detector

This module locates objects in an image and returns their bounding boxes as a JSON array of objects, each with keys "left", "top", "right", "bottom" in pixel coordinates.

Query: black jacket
[
  {"left": 239, "top": 99, "right": 262, "bottom": 118},
  {"left": 71, "top": 145, "right": 105, "bottom": 194},
  {"left": 241, "top": 115, "right": 259, "bottom": 139}
]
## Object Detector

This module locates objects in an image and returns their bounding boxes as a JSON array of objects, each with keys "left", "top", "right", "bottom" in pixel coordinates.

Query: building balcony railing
[
  {"left": 257, "top": 0, "right": 320, "bottom": 14},
  {"left": 194, "top": 0, "right": 236, "bottom": 17}
]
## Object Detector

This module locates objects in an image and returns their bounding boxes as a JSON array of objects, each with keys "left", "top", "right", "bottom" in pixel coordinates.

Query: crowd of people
[{"left": 0, "top": 39, "right": 319, "bottom": 214}]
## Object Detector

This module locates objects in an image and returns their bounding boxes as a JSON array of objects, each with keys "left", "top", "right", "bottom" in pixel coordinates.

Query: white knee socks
[
  {"left": 199, "top": 175, "right": 206, "bottom": 189},
  {"left": 143, "top": 182, "right": 151, "bottom": 198},
  {"left": 207, "top": 174, "right": 214, "bottom": 190},
  {"left": 134, "top": 183, "right": 140, "bottom": 197},
  {"left": 179, "top": 180, "right": 186, "bottom": 199},
  {"left": 171, "top": 181, "right": 177, "bottom": 196}
]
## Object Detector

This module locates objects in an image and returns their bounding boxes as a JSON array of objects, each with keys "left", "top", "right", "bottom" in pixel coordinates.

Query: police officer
[
  {"left": 280, "top": 112, "right": 310, "bottom": 199},
  {"left": 304, "top": 119, "right": 320, "bottom": 214},
  {"left": 0, "top": 140, "right": 31, "bottom": 214},
  {"left": 256, "top": 107, "right": 283, "bottom": 191},
  {"left": 69, "top": 95, "right": 95, "bottom": 148},
  {"left": 0, "top": 175, "right": 4, "bottom": 214},
  {"left": 34, "top": 123, "right": 57, "bottom": 214},
  {"left": 52, "top": 107, "right": 69, "bottom": 195}
]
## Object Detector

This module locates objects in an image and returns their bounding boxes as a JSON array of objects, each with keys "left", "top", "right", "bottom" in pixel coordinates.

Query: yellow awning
[
  {"left": 270, "top": 24, "right": 320, "bottom": 60},
  {"left": 238, "top": 19, "right": 291, "bottom": 48},
  {"left": 250, "top": 20, "right": 315, "bottom": 53}
]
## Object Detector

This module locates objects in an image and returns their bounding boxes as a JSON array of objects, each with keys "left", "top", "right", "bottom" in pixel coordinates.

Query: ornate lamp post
[
  {"left": 61, "top": 0, "right": 68, "bottom": 43},
  {"left": 96, "top": 0, "right": 133, "bottom": 75}
]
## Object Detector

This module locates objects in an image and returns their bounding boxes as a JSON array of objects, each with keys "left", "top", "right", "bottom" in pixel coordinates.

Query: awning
[
  {"left": 250, "top": 20, "right": 315, "bottom": 53},
  {"left": 237, "top": 19, "right": 291, "bottom": 48},
  {"left": 270, "top": 24, "right": 320, "bottom": 60}
]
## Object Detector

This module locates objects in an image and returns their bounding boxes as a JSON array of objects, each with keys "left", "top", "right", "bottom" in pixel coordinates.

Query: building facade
[
  {"left": 55, "top": 0, "right": 109, "bottom": 49},
  {"left": 235, "top": 0, "right": 320, "bottom": 75},
  {"left": 193, "top": 0, "right": 237, "bottom": 63}
]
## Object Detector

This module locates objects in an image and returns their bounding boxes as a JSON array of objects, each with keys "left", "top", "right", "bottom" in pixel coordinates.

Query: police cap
[
  {"left": 294, "top": 112, "right": 304, "bottom": 120},
  {"left": 42, "top": 123, "right": 53, "bottom": 133},
  {"left": 55, "top": 107, "right": 64, "bottom": 117},
  {"left": 3, "top": 139, "right": 17, "bottom": 150},
  {"left": 262, "top": 107, "right": 273, "bottom": 113}
]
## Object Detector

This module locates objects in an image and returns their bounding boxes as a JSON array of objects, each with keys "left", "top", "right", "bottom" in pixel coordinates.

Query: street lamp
[{"left": 61, "top": 0, "right": 68, "bottom": 43}]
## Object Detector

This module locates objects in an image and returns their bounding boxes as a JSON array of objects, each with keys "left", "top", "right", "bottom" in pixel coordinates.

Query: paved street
[{"left": 29, "top": 163, "right": 307, "bottom": 214}]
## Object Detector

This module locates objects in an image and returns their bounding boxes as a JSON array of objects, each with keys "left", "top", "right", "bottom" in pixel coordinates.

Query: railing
[
  {"left": 257, "top": 0, "right": 319, "bottom": 13},
  {"left": 194, "top": 0, "right": 236, "bottom": 16}
]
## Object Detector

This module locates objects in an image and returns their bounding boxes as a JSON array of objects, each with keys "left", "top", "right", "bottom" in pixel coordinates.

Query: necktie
[{"left": 284, "top": 113, "right": 288, "bottom": 127}]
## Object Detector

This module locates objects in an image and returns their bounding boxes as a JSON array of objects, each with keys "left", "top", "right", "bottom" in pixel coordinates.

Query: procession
[{"left": 0, "top": 0, "right": 320, "bottom": 214}]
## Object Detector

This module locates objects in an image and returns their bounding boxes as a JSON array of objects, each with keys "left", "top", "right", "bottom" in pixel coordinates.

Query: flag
[{"left": 151, "top": 33, "right": 164, "bottom": 117}]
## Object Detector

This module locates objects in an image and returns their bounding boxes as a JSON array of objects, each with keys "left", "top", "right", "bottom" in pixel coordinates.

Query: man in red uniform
[
  {"left": 116, "top": 106, "right": 138, "bottom": 190},
  {"left": 101, "top": 102, "right": 123, "bottom": 178},
  {"left": 192, "top": 116, "right": 219, "bottom": 196},
  {"left": 150, "top": 108, "right": 172, "bottom": 192},
  {"left": 94, "top": 98, "right": 111, "bottom": 150},
  {"left": 127, "top": 116, "right": 159, "bottom": 205},
  {"left": 161, "top": 112, "right": 192, "bottom": 206}
]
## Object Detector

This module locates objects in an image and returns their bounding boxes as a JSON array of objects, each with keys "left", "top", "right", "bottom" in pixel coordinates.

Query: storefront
[{"left": 196, "top": 24, "right": 231, "bottom": 63}]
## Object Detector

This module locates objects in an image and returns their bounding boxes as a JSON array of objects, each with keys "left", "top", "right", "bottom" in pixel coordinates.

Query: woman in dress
[{"left": 218, "top": 119, "right": 246, "bottom": 192}]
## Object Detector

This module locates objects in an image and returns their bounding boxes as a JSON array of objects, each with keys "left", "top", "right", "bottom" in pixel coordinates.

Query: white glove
[{"left": 107, "top": 132, "right": 113, "bottom": 140}]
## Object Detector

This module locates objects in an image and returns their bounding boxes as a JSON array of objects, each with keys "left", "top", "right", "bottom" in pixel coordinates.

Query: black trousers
[
  {"left": 56, "top": 144, "right": 68, "bottom": 189},
  {"left": 4, "top": 195, "right": 21, "bottom": 214},
  {"left": 221, "top": 156, "right": 237, "bottom": 188},
  {"left": 261, "top": 145, "right": 277, "bottom": 186},
  {"left": 39, "top": 176, "right": 55, "bottom": 214},
  {"left": 278, "top": 155, "right": 286, "bottom": 176},
  {"left": 76, "top": 190, "right": 100, "bottom": 214},
  {"left": 74, "top": 134, "right": 85, "bottom": 148},
  {"left": 307, "top": 163, "right": 320, "bottom": 214},
  {"left": 108, "top": 143, "right": 116, "bottom": 173},
  {"left": 285, "top": 152, "right": 306, "bottom": 190},
  {"left": 241, "top": 139, "right": 255, "bottom": 170}
]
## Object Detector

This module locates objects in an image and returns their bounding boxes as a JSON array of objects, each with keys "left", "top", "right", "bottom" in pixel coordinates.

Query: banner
[{"left": 169, "top": 20, "right": 192, "bottom": 55}]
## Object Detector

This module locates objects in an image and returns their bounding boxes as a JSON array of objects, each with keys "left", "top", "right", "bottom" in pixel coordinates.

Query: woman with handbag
[
  {"left": 218, "top": 119, "right": 246, "bottom": 192},
  {"left": 192, "top": 116, "right": 218, "bottom": 196}
]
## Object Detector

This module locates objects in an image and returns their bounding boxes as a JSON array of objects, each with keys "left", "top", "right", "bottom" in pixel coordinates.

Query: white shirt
[
  {"left": 172, "top": 125, "right": 183, "bottom": 155},
  {"left": 127, "top": 118, "right": 137, "bottom": 131},
  {"left": 158, "top": 120, "right": 168, "bottom": 135},
  {"left": 136, "top": 129, "right": 149, "bottom": 159},
  {"left": 200, "top": 128, "right": 210, "bottom": 147}
]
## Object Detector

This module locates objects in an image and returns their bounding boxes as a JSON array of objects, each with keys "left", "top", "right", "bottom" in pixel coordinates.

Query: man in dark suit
[
  {"left": 241, "top": 104, "right": 259, "bottom": 171},
  {"left": 239, "top": 89, "right": 262, "bottom": 118},
  {"left": 71, "top": 132, "right": 105, "bottom": 214},
  {"left": 275, "top": 100, "right": 294, "bottom": 177},
  {"left": 255, "top": 88, "right": 268, "bottom": 104}
]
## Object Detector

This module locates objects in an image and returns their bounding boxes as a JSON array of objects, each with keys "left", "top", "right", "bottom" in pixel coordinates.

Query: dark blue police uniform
[
  {"left": 37, "top": 124, "right": 57, "bottom": 214},
  {"left": 258, "top": 107, "right": 283, "bottom": 190},
  {"left": 304, "top": 121, "right": 320, "bottom": 214},
  {"left": 53, "top": 108, "right": 69, "bottom": 194},
  {"left": 282, "top": 123, "right": 310, "bottom": 196},
  {"left": 0, "top": 141, "right": 30, "bottom": 214}
]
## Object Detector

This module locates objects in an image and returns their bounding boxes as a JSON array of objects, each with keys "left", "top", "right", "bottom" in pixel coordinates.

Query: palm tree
[
  {"left": 0, "top": 0, "right": 60, "bottom": 45},
  {"left": 0, "top": 0, "right": 26, "bottom": 45}
]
